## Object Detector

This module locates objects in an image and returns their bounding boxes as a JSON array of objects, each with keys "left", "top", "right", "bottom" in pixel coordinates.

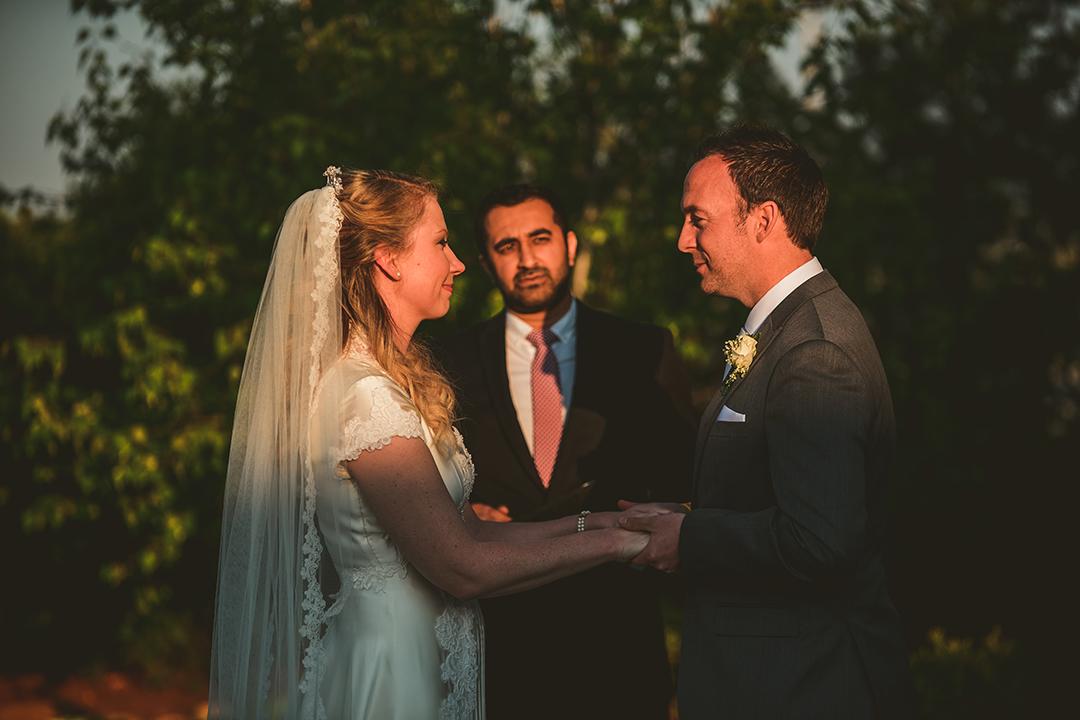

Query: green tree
[
  {"left": 1, "top": 0, "right": 808, "bottom": 673},
  {"left": 1, "top": 0, "right": 530, "bottom": 673},
  {"left": 455, "top": 0, "right": 809, "bottom": 386}
]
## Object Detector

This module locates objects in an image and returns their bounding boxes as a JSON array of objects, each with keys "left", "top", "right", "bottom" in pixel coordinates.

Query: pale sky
[
  {"left": 0, "top": 0, "right": 819, "bottom": 199},
  {"left": 0, "top": 0, "right": 150, "bottom": 197}
]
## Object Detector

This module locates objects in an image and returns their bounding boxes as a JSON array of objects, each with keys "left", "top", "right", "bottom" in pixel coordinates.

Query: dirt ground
[{"left": 0, "top": 672, "right": 207, "bottom": 720}]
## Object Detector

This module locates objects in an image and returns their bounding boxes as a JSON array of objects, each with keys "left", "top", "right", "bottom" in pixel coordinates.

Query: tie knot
[{"left": 527, "top": 328, "right": 558, "bottom": 349}]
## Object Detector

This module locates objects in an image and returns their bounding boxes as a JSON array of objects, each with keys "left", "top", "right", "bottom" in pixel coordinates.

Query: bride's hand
[
  {"left": 581, "top": 510, "right": 621, "bottom": 530},
  {"left": 613, "top": 528, "right": 651, "bottom": 563}
]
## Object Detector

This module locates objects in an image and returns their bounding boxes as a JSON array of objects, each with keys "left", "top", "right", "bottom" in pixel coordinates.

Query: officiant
[{"left": 436, "top": 184, "right": 695, "bottom": 720}]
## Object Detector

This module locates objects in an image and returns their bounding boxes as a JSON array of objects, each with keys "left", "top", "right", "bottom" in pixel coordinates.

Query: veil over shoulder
[{"left": 208, "top": 170, "right": 483, "bottom": 719}]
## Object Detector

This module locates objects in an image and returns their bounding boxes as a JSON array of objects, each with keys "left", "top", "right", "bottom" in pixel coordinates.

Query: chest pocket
[
  {"left": 695, "top": 409, "right": 770, "bottom": 511},
  {"left": 699, "top": 415, "right": 750, "bottom": 482}
]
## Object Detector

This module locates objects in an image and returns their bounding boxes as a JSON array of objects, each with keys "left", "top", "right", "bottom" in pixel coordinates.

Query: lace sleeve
[{"left": 336, "top": 376, "right": 425, "bottom": 464}]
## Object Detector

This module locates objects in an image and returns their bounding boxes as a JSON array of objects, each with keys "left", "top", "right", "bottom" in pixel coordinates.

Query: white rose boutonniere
[{"left": 722, "top": 331, "right": 759, "bottom": 394}]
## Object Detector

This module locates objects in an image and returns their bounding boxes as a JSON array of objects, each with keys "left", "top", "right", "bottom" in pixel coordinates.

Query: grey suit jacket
[{"left": 677, "top": 271, "right": 918, "bottom": 719}]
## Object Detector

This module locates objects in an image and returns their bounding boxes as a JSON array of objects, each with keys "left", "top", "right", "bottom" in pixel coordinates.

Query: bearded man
[{"left": 436, "top": 184, "right": 695, "bottom": 719}]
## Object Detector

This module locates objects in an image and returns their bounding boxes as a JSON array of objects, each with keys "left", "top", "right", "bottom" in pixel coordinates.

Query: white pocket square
[{"left": 716, "top": 406, "right": 746, "bottom": 423}]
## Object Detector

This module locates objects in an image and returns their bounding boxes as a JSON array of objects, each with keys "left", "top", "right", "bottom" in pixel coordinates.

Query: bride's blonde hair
[{"left": 336, "top": 169, "right": 457, "bottom": 453}]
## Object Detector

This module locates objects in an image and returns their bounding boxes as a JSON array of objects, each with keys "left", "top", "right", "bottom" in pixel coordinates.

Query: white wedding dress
[
  {"left": 308, "top": 343, "right": 485, "bottom": 720},
  {"left": 207, "top": 178, "right": 484, "bottom": 720}
]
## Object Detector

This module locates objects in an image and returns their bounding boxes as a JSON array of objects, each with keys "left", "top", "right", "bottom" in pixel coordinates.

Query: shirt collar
[
  {"left": 505, "top": 297, "right": 578, "bottom": 346},
  {"left": 743, "top": 257, "right": 823, "bottom": 335}
]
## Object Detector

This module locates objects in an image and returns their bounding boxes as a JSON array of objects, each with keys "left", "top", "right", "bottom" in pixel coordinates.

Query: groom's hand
[
  {"left": 618, "top": 511, "right": 685, "bottom": 573},
  {"left": 617, "top": 500, "right": 687, "bottom": 518}
]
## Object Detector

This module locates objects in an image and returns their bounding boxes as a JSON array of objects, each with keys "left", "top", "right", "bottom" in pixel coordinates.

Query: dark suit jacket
[
  {"left": 437, "top": 301, "right": 695, "bottom": 720},
  {"left": 677, "top": 272, "right": 918, "bottom": 719}
]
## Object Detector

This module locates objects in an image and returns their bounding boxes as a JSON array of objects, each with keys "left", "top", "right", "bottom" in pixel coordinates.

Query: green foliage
[
  {"left": 480, "top": 0, "right": 806, "bottom": 373},
  {"left": 2, "top": 0, "right": 807, "bottom": 672},
  {"left": 0, "top": 190, "right": 226, "bottom": 674},
  {"left": 910, "top": 627, "right": 1027, "bottom": 719},
  {"left": 800, "top": 2, "right": 1078, "bottom": 694}
]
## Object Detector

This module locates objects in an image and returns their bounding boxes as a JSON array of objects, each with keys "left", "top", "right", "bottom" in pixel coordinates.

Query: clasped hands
[
  {"left": 470, "top": 500, "right": 687, "bottom": 572},
  {"left": 605, "top": 500, "right": 688, "bottom": 573}
]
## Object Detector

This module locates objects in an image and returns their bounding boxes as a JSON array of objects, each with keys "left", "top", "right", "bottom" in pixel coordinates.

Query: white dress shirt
[
  {"left": 505, "top": 300, "right": 578, "bottom": 456},
  {"left": 743, "top": 256, "right": 824, "bottom": 335}
]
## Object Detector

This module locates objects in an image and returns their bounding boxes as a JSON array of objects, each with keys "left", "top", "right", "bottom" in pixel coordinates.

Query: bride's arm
[
  {"left": 345, "top": 438, "right": 647, "bottom": 600},
  {"left": 463, "top": 505, "right": 622, "bottom": 542}
]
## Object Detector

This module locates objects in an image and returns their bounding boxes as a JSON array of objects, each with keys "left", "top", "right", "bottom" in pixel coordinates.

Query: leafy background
[{"left": 1, "top": 1, "right": 1076, "bottom": 717}]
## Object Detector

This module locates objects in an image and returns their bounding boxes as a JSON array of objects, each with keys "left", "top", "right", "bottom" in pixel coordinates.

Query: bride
[{"left": 207, "top": 168, "right": 648, "bottom": 720}]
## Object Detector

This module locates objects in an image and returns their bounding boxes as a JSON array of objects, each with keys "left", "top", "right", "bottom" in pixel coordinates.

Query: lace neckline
[{"left": 345, "top": 332, "right": 379, "bottom": 364}]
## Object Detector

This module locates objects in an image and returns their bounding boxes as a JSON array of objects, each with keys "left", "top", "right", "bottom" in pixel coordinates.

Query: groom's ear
[{"left": 751, "top": 201, "right": 783, "bottom": 244}]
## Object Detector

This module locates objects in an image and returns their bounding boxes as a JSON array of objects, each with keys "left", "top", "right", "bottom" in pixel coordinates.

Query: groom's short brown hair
[{"left": 694, "top": 122, "right": 828, "bottom": 251}]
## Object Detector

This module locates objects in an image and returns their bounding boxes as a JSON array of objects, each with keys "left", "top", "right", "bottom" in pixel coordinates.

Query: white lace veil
[{"left": 208, "top": 168, "right": 347, "bottom": 719}]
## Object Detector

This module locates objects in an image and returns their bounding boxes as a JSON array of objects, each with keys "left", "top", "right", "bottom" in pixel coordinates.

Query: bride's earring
[{"left": 374, "top": 247, "right": 402, "bottom": 281}]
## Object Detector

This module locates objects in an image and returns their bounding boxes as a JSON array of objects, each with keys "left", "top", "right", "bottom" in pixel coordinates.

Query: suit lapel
[
  {"left": 717, "top": 313, "right": 777, "bottom": 405},
  {"left": 479, "top": 313, "right": 545, "bottom": 489},
  {"left": 725, "top": 270, "right": 839, "bottom": 403},
  {"left": 692, "top": 376, "right": 730, "bottom": 479},
  {"left": 691, "top": 271, "right": 840, "bottom": 495}
]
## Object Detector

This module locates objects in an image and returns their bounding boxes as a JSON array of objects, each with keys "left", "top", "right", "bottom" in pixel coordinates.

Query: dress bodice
[
  {"left": 307, "top": 348, "right": 482, "bottom": 719},
  {"left": 314, "top": 357, "right": 474, "bottom": 585}
]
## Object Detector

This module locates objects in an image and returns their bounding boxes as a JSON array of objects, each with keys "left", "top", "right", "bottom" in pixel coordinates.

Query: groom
[{"left": 621, "top": 123, "right": 918, "bottom": 718}]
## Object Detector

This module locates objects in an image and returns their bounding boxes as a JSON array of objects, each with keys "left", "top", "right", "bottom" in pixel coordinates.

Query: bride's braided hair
[{"left": 336, "top": 169, "right": 457, "bottom": 453}]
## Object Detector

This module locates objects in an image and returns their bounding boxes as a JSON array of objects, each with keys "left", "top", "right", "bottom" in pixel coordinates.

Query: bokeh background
[{"left": 1, "top": 0, "right": 1077, "bottom": 717}]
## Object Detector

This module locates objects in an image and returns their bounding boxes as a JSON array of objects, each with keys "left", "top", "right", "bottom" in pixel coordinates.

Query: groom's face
[
  {"left": 678, "top": 156, "right": 755, "bottom": 305},
  {"left": 480, "top": 198, "right": 578, "bottom": 315}
]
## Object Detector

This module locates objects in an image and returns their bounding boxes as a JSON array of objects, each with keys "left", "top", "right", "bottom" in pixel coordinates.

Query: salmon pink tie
[{"left": 527, "top": 328, "right": 563, "bottom": 487}]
